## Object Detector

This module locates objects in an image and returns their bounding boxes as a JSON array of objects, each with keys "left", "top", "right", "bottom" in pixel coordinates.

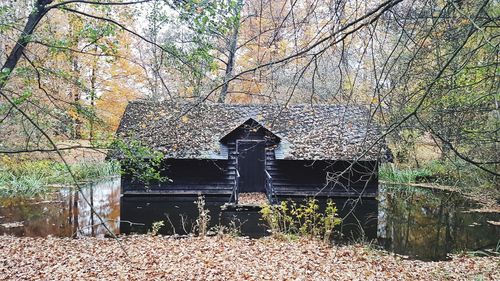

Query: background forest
[{"left": 0, "top": 0, "right": 498, "bottom": 194}]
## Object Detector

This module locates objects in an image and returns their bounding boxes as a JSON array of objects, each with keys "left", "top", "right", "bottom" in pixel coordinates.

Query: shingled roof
[{"left": 115, "top": 101, "right": 386, "bottom": 160}]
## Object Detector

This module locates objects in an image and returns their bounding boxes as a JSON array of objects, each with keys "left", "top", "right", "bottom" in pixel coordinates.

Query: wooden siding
[
  {"left": 122, "top": 118, "right": 378, "bottom": 199},
  {"left": 267, "top": 160, "right": 378, "bottom": 198},
  {"left": 122, "top": 159, "right": 234, "bottom": 197}
]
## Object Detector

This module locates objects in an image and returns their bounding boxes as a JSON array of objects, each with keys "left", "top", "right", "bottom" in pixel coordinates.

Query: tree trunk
[
  {"left": 72, "top": 189, "right": 79, "bottom": 238},
  {"left": 0, "top": 0, "right": 52, "bottom": 90},
  {"left": 89, "top": 46, "right": 98, "bottom": 142},
  {"left": 218, "top": 0, "right": 244, "bottom": 103},
  {"left": 72, "top": 57, "right": 83, "bottom": 139}
]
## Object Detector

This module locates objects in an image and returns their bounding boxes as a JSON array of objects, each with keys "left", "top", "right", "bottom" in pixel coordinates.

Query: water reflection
[
  {"left": 120, "top": 196, "right": 378, "bottom": 239},
  {"left": 120, "top": 196, "right": 226, "bottom": 235},
  {"left": 378, "top": 185, "right": 499, "bottom": 260},
  {"left": 0, "top": 179, "right": 120, "bottom": 237},
  {"left": 0, "top": 180, "right": 498, "bottom": 260}
]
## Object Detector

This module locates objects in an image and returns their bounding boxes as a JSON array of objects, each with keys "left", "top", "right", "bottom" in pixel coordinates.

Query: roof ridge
[{"left": 127, "top": 99, "right": 367, "bottom": 109}]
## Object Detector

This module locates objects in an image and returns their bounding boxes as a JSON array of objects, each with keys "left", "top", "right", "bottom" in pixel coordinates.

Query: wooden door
[{"left": 237, "top": 141, "right": 266, "bottom": 193}]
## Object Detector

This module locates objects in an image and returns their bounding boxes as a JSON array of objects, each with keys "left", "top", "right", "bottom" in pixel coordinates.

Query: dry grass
[{"left": 413, "top": 142, "right": 442, "bottom": 166}]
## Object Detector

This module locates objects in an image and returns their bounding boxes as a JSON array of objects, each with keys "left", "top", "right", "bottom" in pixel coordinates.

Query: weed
[
  {"left": 193, "top": 195, "right": 210, "bottom": 237},
  {"left": 379, "top": 164, "right": 432, "bottom": 184},
  {"left": 211, "top": 218, "right": 242, "bottom": 237},
  {"left": 380, "top": 159, "right": 498, "bottom": 191},
  {"left": 149, "top": 220, "right": 165, "bottom": 236},
  {"left": 260, "top": 198, "right": 341, "bottom": 242}
]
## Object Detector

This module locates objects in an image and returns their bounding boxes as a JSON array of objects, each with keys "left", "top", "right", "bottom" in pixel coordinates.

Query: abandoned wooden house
[{"left": 114, "top": 101, "right": 386, "bottom": 205}]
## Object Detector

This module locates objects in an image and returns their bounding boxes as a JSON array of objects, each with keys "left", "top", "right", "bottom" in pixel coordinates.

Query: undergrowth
[
  {"left": 194, "top": 195, "right": 211, "bottom": 237},
  {"left": 260, "top": 198, "right": 341, "bottom": 243},
  {"left": 379, "top": 164, "right": 432, "bottom": 184},
  {"left": 379, "top": 160, "right": 498, "bottom": 190},
  {"left": 0, "top": 157, "right": 120, "bottom": 198}
]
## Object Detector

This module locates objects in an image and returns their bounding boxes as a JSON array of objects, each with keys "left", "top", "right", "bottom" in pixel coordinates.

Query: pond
[{"left": 0, "top": 178, "right": 498, "bottom": 261}]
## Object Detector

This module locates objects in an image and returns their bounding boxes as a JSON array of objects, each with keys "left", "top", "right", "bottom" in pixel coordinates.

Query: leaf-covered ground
[
  {"left": 238, "top": 192, "right": 268, "bottom": 205},
  {"left": 0, "top": 235, "right": 498, "bottom": 280}
]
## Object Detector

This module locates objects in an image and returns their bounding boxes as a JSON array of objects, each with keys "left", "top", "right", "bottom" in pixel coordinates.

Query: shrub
[
  {"left": 111, "top": 139, "right": 166, "bottom": 187},
  {"left": 260, "top": 198, "right": 341, "bottom": 242}
]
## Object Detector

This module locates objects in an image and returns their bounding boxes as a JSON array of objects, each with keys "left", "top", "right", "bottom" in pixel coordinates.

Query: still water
[{"left": 0, "top": 178, "right": 498, "bottom": 260}]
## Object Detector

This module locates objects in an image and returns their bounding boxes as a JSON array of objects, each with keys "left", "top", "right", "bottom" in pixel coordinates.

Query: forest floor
[{"left": 0, "top": 235, "right": 498, "bottom": 280}]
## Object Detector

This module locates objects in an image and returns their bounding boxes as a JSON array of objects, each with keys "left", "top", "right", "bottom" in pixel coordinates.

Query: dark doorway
[{"left": 237, "top": 140, "right": 266, "bottom": 192}]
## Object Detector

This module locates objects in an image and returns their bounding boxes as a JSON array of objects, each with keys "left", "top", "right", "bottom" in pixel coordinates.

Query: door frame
[{"left": 236, "top": 139, "right": 266, "bottom": 192}]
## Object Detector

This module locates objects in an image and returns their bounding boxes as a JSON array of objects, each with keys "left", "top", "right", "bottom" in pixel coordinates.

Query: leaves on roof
[{"left": 116, "top": 101, "right": 386, "bottom": 160}]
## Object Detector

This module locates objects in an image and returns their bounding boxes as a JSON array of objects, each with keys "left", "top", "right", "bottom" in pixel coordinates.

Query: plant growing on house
[{"left": 111, "top": 139, "right": 167, "bottom": 187}]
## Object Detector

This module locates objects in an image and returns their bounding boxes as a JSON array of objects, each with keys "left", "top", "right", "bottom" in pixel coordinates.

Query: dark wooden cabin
[{"left": 115, "top": 101, "right": 386, "bottom": 204}]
